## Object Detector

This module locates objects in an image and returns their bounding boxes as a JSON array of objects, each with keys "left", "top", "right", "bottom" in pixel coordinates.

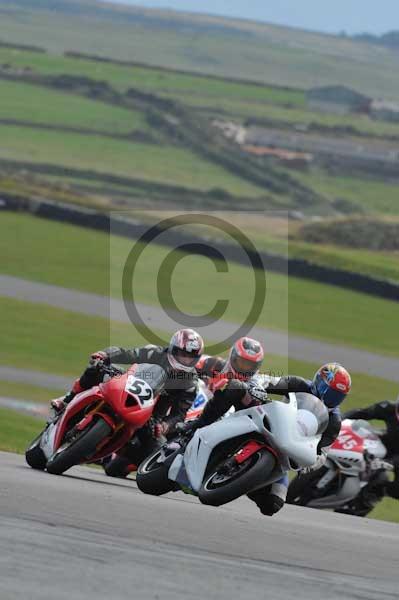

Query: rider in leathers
[
  {"left": 344, "top": 399, "right": 399, "bottom": 499},
  {"left": 51, "top": 329, "right": 204, "bottom": 467},
  {"left": 180, "top": 363, "right": 351, "bottom": 516},
  {"left": 103, "top": 336, "right": 265, "bottom": 476}
]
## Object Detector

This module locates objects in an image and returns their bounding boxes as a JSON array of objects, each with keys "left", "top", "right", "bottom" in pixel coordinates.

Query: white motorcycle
[
  {"left": 136, "top": 392, "right": 329, "bottom": 507},
  {"left": 287, "top": 418, "right": 393, "bottom": 516}
]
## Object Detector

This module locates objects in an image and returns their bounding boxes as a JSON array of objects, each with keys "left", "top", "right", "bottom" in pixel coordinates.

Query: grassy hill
[
  {"left": 0, "top": 4, "right": 398, "bottom": 285},
  {"left": 2, "top": 0, "right": 399, "bottom": 101},
  {"left": 1, "top": 46, "right": 398, "bottom": 213}
]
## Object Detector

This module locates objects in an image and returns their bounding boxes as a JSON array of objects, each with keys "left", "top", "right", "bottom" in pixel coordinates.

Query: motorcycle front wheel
[
  {"left": 198, "top": 450, "right": 276, "bottom": 507},
  {"left": 136, "top": 449, "right": 178, "bottom": 496},
  {"left": 46, "top": 418, "right": 112, "bottom": 475},
  {"left": 25, "top": 431, "right": 47, "bottom": 470}
]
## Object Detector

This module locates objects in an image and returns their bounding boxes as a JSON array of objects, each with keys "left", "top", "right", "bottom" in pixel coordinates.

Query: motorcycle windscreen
[
  {"left": 350, "top": 419, "right": 382, "bottom": 439},
  {"left": 295, "top": 392, "right": 329, "bottom": 436},
  {"left": 133, "top": 363, "right": 167, "bottom": 397}
]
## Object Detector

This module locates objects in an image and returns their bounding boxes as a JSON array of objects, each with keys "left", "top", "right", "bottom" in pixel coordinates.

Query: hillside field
[
  {"left": 0, "top": 44, "right": 398, "bottom": 285},
  {"left": 2, "top": 0, "right": 399, "bottom": 100}
]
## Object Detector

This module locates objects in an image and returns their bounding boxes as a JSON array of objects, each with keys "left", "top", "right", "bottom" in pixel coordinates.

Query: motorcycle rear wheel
[
  {"left": 46, "top": 418, "right": 112, "bottom": 475},
  {"left": 136, "top": 449, "right": 177, "bottom": 496},
  {"left": 25, "top": 432, "right": 47, "bottom": 470},
  {"left": 199, "top": 450, "right": 276, "bottom": 507}
]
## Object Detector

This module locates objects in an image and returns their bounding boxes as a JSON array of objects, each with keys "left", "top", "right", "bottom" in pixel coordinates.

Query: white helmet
[{"left": 167, "top": 329, "right": 204, "bottom": 372}]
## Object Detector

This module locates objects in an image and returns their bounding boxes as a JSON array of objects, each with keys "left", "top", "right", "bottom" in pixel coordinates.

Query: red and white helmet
[
  {"left": 168, "top": 328, "right": 204, "bottom": 372},
  {"left": 227, "top": 337, "right": 264, "bottom": 381}
]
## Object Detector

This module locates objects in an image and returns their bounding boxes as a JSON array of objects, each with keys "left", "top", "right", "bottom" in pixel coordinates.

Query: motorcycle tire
[
  {"left": 286, "top": 468, "right": 326, "bottom": 505},
  {"left": 46, "top": 418, "right": 112, "bottom": 475},
  {"left": 104, "top": 455, "right": 131, "bottom": 478},
  {"left": 25, "top": 432, "right": 47, "bottom": 470},
  {"left": 334, "top": 499, "right": 373, "bottom": 518},
  {"left": 136, "top": 449, "right": 178, "bottom": 496},
  {"left": 198, "top": 450, "right": 276, "bottom": 507}
]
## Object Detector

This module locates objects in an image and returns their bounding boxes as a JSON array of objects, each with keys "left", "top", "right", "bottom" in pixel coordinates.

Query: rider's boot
[{"left": 50, "top": 379, "right": 84, "bottom": 413}]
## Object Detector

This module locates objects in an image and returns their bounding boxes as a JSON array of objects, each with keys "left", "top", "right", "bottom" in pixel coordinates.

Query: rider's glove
[
  {"left": 89, "top": 351, "right": 110, "bottom": 369},
  {"left": 301, "top": 451, "right": 327, "bottom": 475},
  {"left": 153, "top": 422, "right": 169, "bottom": 439},
  {"left": 175, "top": 419, "right": 200, "bottom": 435},
  {"left": 247, "top": 384, "right": 268, "bottom": 404}
]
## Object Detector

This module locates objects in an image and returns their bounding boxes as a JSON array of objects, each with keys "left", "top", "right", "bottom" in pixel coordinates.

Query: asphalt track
[
  {"left": 1, "top": 274, "right": 399, "bottom": 382},
  {"left": 1, "top": 452, "right": 398, "bottom": 600}
]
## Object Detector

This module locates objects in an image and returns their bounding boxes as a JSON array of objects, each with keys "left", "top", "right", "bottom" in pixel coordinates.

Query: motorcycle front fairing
[
  {"left": 39, "top": 386, "right": 103, "bottom": 460},
  {"left": 263, "top": 393, "right": 323, "bottom": 469},
  {"left": 41, "top": 386, "right": 136, "bottom": 462},
  {"left": 43, "top": 386, "right": 105, "bottom": 458},
  {"left": 345, "top": 419, "right": 387, "bottom": 459}
]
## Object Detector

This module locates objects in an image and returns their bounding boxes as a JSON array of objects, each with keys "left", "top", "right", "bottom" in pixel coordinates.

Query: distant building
[
  {"left": 306, "top": 85, "right": 371, "bottom": 115},
  {"left": 370, "top": 100, "right": 399, "bottom": 123}
]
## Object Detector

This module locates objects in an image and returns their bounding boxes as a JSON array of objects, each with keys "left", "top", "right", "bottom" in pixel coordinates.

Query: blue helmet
[{"left": 311, "top": 363, "right": 351, "bottom": 409}]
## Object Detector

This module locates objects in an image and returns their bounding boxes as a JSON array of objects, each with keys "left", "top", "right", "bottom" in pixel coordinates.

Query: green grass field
[
  {"left": 0, "top": 380, "right": 63, "bottom": 402},
  {"left": 296, "top": 170, "right": 399, "bottom": 216},
  {"left": 288, "top": 242, "right": 399, "bottom": 284},
  {"left": 0, "top": 79, "right": 147, "bottom": 134},
  {"left": 239, "top": 103, "right": 399, "bottom": 137},
  {"left": 0, "top": 407, "right": 41, "bottom": 453},
  {"left": 1, "top": 43, "right": 398, "bottom": 226},
  {"left": 0, "top": 124, "right": 264, "bottom": 196},
  {"left": 0, "top": 46, "right": 306, "bottom": 106},
  {"left": 245, "top": 231, "right": 399, "bottom": 284},
  {"left": 0, "top": 296, "right": 162, "bottom": 376},
  {"left": 2, "top": 45, "right": 399, "bottom": 140},
  {"left": 3, "top": 1, "right": 399, "bottom": 101},
  {"left": 221, "top": 218, "right": 399, "bottom": 284},
  {"left": 1, "top": 212, "right": 399, "bottom": 357}
]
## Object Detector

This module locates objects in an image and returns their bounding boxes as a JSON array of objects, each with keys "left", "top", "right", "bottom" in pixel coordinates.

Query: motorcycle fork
[
  {"left": 76, "top": 401, "right": 106, "bottom": 431},
  {"left": 77, "top": 401, "right": 123, "bottom": 435}
]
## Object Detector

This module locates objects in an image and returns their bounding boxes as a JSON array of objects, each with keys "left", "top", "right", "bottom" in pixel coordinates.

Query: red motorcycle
[{"left": 25, "top": 363, "right": 166, "bottom": 475}]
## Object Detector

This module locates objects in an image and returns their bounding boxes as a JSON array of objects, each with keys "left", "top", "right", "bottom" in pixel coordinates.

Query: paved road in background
[
  {"left": 0, "top": 395, "right": 48, "bottom": 416},
  {"left": 0, "top": 452, "right": 397, "bottom": 600},
  {"left": 0, "top": 365, "right": 70, "bottom": 389},
  {"left": 1, "top": 274, "right": 398, "bottom": 381}
]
